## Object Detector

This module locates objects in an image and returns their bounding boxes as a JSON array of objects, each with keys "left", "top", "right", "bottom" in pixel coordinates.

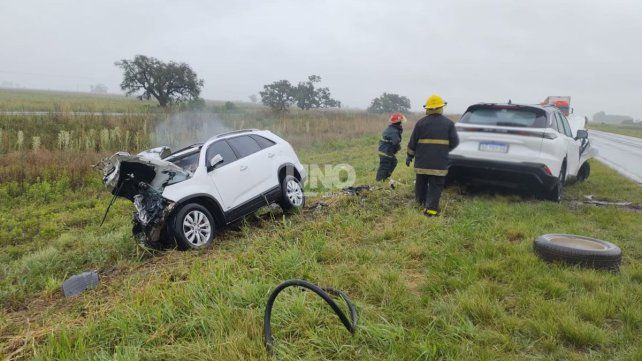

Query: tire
[
  {"left": 545, "top": 162, "right": 566, "bottom": 202},
  {"left": 279, "top": 175, "right": 305, "bottom": 212},
  {"left": 577, "top": 162, "right": 591, "bottom": 182},
  {"left": 533, "top": 234, "right": 621, "bottom": 270},
  {"left": 172, "top": 203, "right": 216, "bottom": 250}
]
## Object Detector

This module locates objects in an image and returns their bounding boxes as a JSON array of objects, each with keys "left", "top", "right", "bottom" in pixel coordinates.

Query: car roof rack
[{"left": 215, "top": 129, "right": 258, "bottom": 138}]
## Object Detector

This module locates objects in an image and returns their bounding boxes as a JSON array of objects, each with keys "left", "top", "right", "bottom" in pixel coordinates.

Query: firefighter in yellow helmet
[{"left": 406, "top": 95, "right": 459, "bottom": 216}]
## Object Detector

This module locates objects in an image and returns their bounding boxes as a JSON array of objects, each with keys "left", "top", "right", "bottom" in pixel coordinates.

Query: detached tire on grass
[{"left": 533, "top": 234, "right": 621, "bottom": 270}]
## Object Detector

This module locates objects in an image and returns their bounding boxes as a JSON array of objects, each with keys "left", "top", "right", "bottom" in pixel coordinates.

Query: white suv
[
  {"left": 100, "top": 129, "right": 306, "bottom": 250},
  {"left": 448, "top": 103, "right": 595, "bottom": 201}
]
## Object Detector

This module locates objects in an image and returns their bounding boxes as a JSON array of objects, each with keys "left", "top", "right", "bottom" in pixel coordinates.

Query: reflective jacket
[
  {"left": 378, "top": 123, "right": 403, "bottom": 157},
  {"left": 407, "top": 114, "right": 459, "bottom": 176}
]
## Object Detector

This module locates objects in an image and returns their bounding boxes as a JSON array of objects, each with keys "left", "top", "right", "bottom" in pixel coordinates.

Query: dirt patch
[{"left": 403, "top": 269, "right": 424, "bottom": 296}]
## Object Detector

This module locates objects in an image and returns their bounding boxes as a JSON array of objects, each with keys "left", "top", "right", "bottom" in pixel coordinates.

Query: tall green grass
[{"left": 1, "top": 134, "right": 641, "bottom": 360}]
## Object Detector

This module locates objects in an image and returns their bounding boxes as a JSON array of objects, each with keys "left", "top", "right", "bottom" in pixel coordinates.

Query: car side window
[
  {"left": 553, "top": 113, "right": 565, "bottom": 134},
  {"left": 227, "top": 135, "right": 262, "bottom": 158},
  {"left": 250, "top": 134, "right": 276, "bottom": 149},
  {"left": 205, "top": 140, "right": 237, "bottom": 170},
  {"left": 559, "top": 114, "right": 573, "bottom": 138}
]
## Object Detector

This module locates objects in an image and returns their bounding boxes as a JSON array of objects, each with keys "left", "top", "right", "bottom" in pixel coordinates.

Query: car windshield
[{"left": 460, "top": 108, "right": 547, "bottom": 128}]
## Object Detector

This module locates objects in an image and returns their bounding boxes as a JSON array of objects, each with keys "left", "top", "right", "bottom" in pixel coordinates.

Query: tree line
[{"left": 116, "top": 55, "right": 412, "bottom": 114}]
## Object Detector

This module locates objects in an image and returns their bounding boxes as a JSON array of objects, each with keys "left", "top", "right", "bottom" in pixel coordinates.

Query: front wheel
[
  {"left": 172, "top": 203, "right": 216, "bottom": 250},
  {"left": 279, "top": 175, "right": 305, "bottom": 212},
  {"left": 577, "top": 162, "right": 591, "bottom": 182}
]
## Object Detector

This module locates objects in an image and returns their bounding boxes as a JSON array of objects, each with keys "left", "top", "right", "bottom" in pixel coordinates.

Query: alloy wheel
[
  {"left": 182, "top": 210, "right": 212, "bottom": 246},
  {"left": 286, "top": 179, "right": 304, "bottom": 207}
]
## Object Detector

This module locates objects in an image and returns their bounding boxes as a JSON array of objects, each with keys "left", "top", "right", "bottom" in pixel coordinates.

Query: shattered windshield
[{"left": 169, "top": 152, "right": 200, "bottom": 173}]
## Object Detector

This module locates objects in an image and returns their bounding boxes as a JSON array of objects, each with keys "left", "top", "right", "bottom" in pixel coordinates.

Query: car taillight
[{"left": 543, "top": 165, "right": 552, "bottom": 176}]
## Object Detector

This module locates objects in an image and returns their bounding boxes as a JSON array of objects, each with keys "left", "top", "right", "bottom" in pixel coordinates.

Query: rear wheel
[
  {"left": 545, "top": 162, "right": 566, "bottom": 202},
  {"left": 279, "top": 175, "right": 305, "bottom": 212},
  {"left": 172, "top": 203, "right": 216, "bottom": 250}
]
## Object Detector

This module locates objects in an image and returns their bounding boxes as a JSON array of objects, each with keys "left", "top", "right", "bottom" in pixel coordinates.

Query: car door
[
  {"left": 226, "top": 135, "right": 275, "bottom": 205},
  {"left": 250, "top": 134, "right": 280, "bottom": 191},
  {"left": 557, "top": 113, "right": 580, "bottom": 177},
  {"left": 204, "top": 139, "right": 242, "bottom": 212}
]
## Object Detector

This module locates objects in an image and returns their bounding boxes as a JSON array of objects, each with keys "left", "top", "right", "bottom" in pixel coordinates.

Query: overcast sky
[{"left": 1, "top": 0, "right": 641, "bottom": 118}]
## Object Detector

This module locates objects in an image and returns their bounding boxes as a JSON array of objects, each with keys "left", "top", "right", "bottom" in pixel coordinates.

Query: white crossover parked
[
  {"left": 448, "top": 103, "right": 596, "bottom": 201},
  {"left": 100, "top": 129, "right": 306, "bottom": 250}
]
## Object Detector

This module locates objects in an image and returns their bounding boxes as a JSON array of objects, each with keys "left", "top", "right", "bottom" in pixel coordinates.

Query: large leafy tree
[
  {"left": 367, "top": 93, "right": 411, "bottom": 113},
  {"left": 259, "top": 80, "right": 296, "bottom": 112},
  {"left": 260, "top": 75, "right": 341, "bottom": 112},
  {"left": 294, "top": 75, "right": 341, "bottom": 110},
  {"left": 115, "top": 55, "right": 204, "bottom": 107}
]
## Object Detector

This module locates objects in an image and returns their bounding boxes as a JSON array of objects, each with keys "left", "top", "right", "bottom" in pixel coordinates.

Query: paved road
[{"left": 590, "top": 129, "right": 642, "bottom": 185}]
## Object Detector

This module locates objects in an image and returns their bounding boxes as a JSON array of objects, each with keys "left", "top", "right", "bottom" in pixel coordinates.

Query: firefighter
[
  {"left": 406, "top": 95, "right": 459, "bottom": 216},
  {"left": 376, "top": 112, "right": 406, "bottom": 181}
]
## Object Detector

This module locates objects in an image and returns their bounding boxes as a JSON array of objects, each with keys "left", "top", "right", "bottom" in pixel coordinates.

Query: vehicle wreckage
[{"left": 97, "top": 130, "right": 307, "bottom": 250}]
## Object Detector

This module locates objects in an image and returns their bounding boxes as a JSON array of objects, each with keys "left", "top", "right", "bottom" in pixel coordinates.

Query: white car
[
  {"left": 448, "top": 103, "right": 596, "bottom": 201},
  {"left": 100, "top": 129, "right": 307, "bottom": 250}
]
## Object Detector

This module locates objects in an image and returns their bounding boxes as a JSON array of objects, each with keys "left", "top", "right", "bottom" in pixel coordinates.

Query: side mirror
[
  {"left": 575, "top": 129, "right": 588, "bottom": 140},
  {"left": 209, "top": 154, "right": 224, "bottom": 169}
]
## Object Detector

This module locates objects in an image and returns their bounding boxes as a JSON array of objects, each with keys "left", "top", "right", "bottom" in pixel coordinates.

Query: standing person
[
  {"left": 376, "top": 112, "right": 406, "bottom": 181},
  {"left": 406, "top": 95, "right": 459, "bottom": 217}
]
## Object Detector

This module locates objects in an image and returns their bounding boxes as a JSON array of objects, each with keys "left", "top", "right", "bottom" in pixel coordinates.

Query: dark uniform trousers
[
  {"left": 376, "top": 155, "right": 398, "bottom": 181},
  {"left": 415, "top": 174, "right": 446, "bottom": 210},
  {"left": 406, "top": 113, "right": 459, "bottom": 212}
]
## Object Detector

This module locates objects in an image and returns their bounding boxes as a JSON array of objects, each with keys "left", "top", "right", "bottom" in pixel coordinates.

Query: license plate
[{"left": 479, "top": 142, "right": 509, "bottom": 153}]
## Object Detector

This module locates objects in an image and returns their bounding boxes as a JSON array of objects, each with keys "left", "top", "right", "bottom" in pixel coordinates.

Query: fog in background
[{"left": 1, "top": 0, "right": 641, "bottom": 118}]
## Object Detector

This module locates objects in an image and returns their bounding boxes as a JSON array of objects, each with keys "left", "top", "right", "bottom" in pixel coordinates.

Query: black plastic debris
[
  {"left": 62, "top": 271, "right": 100, "bottom": 297},
  {"left": 264, "top": 279, "right": 358, "bottom": 355},
  {"left": 342, "top": 185, "right": 371, "bottom": 196},
  {"left": 306, "top": 201, "right": 329, "bottom": 210}
]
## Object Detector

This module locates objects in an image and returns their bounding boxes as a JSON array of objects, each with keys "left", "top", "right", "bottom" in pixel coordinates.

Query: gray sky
[{"left": 1, "top": 0, "right": 641, "bottom": 118}]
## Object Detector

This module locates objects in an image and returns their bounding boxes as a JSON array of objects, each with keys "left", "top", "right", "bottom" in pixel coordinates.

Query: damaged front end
[
  {"left": 131, "top": 182, "right": 176, "bottom": 246},
  {"left": 97, "top": 151, "right": 190, "bottom": 247}
]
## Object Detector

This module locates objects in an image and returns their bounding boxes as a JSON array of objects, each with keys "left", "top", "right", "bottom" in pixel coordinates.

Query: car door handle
[
  {"left": 240, "top": 165, "right": 248, "bottom": 171},
  {"left": 267, "top": 153, "right": 275, "bottom": 158}
]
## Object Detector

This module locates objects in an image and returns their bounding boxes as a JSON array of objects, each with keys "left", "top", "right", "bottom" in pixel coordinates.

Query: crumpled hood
[{"left": 98, "top": 151, "right": 190, "bottom": 201}]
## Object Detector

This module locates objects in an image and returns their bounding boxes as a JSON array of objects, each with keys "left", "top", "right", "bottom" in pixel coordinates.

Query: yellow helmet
[{"left": 424, "top": 94, "right": 446, "bottom": 110}]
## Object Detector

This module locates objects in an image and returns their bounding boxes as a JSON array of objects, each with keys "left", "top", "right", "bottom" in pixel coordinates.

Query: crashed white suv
[
  {"left": 100, "top": 129, "right": 306, "bottom": 250},
  {"left": 448, "top": 103, "right": 596, "bottom": 201}
]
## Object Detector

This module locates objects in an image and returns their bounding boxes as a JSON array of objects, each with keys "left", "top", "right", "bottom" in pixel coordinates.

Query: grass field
[
  {"left": 1, "top": 91, "right": 641, "bottom": 360},
  {"left": 0, "top": 88, "right": 158, "bottom": 113},
  {"left": 589, "top": 122, "right": 642, "bottom": 138},
  {"left": 2, "top": 132, "right": 642, "bottom": 360}
]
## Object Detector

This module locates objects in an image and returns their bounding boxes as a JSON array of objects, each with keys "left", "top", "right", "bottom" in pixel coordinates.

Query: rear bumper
[{"left": 448, "top": 155, "right": 558, "bottom": 190}]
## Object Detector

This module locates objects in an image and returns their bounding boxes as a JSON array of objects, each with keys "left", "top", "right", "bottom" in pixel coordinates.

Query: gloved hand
[{"left": 405, "top": 156, "right": 413, "bottom": 167}]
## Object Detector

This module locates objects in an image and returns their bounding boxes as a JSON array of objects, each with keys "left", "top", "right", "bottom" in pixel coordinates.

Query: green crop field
[
  {"left": 0, "top": 88, "right": 157, "bottom": 113},
  {"left": 1, "top": 92, "right": 641, "bottom": 360},
  {"left": 589, "top": 122, "right": 642, "bottom": 138}
]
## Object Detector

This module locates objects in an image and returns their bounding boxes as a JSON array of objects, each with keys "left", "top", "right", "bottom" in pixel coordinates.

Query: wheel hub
[{"left": 182, "top": 210, "right": 211, "bottom": 246}]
